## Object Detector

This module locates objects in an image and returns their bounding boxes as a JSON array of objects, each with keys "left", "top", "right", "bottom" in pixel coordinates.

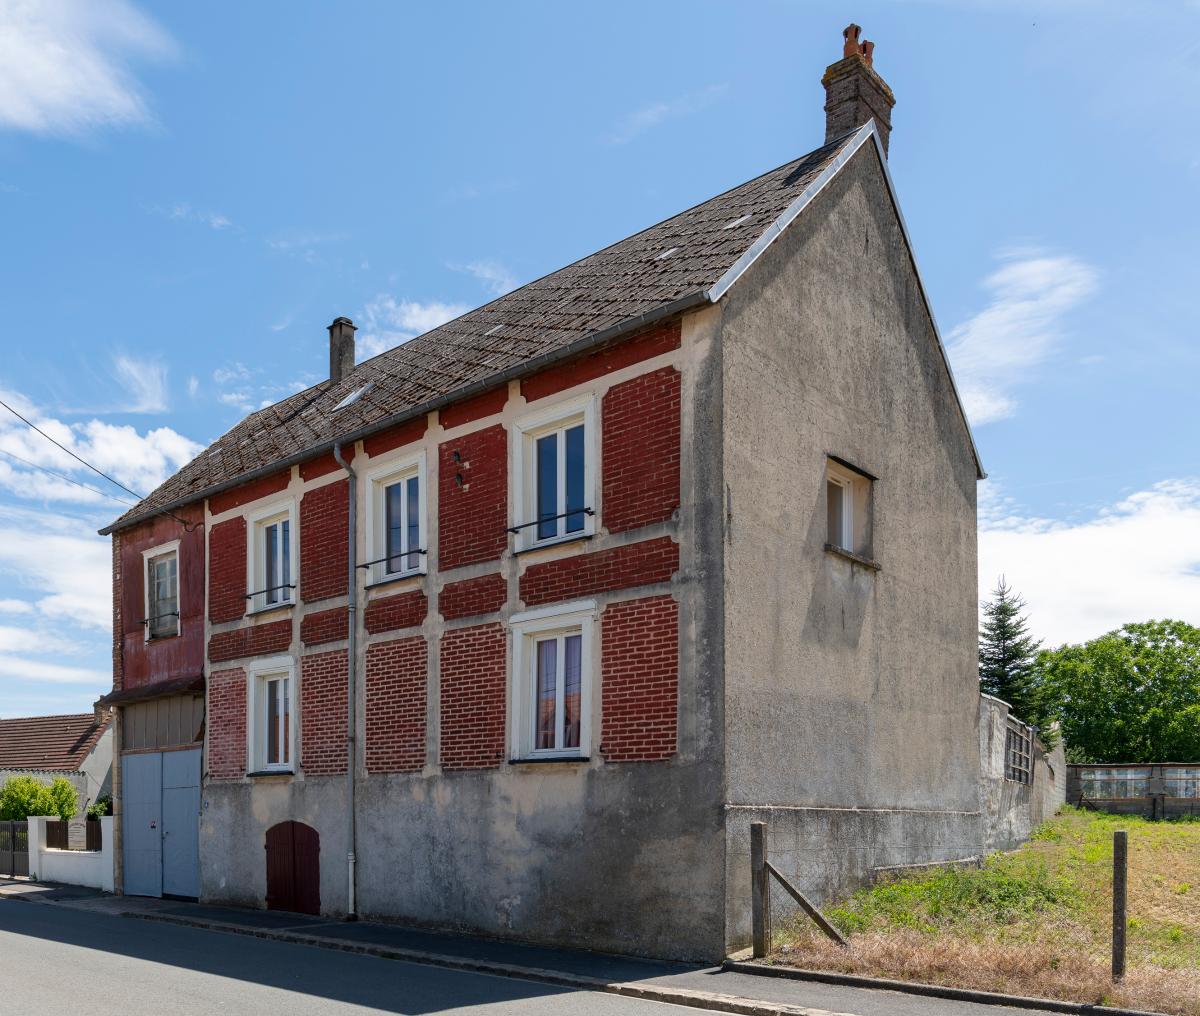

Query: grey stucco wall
[
  {"left": 200, "top": 310, "right": 730, "bottom": 962},
  {"left": 716, "top": 144, "right": 982, "bottom": 947},
  {"left": 978, "top": 695, "right": 1066, "bottom": 852}
]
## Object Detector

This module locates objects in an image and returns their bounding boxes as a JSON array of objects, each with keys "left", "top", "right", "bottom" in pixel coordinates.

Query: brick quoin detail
[
  {"left": 440, "top": 573, "right": 506, "bottom": 621},
  {"left": 301, "top": 605, "right": 348, "bottom": 646},
  {"left": 439, "top": 425, "right": 508, "bottom": 571},
  {"left": 301, "top": 650, "right": 348, "bottom": 775},
  {"left": 440, "top": 623, "right": 505, "bottom": 770},
  {"left": 364, "top": 416, "right": 428, "bottom": 458},
  {"left": 602, "top": 367, "right": 681, "bottom": 534},
  {"left": 111, "top": 534, "right": 123, "bottom": 691},
  {"left": 601, "top": 595, "right": 678, "bottom": 762},
  {"left": 520, "top": 537, "right": 678, "bottom": 607},
  {"left": 209, "top": 470, "right": 290, "bottom": 516},
  {"left": 364, "top": 589, "right": 427, "bottom": 635},
  {"left": 300, "top": 479, "right": 348, "bottom": 602},
  {"left": 208, "top": 516, "right": 246, "bottom": 624},
  {"left": 440, "top": 386, "right": 507, "bottom": 430},
  {"left": 208, "top": 667, "right": 247, "bottom": 779},
  {"left": 365, "top": 636, "right": 427, "bottom": 773},
  {"left": 521, "top": 320, "right": 681, "bottom": 402},
  {"left": 208, "top": 619, "right": 292, "bottom": 663}
]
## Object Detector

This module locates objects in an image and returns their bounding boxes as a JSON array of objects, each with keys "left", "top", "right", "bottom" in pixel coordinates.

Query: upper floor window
[
  {"left": 509, "top": 601, "right": 594, "bottom": 760},
  {"left": 513, "top": 397, "right": 596, "bottom": 550},
  {"left": 142, "top": 541, "right": 179, "bottom": 640},
  {"left": 825, "top": 458, "right": 873, "bottom": 559},
  {"left": 248, "top": 503, "right": 296, "bottom": 612},
  {"left": 248, "top": 657, "right": 295, "bottom": 773},
  {"left": 366, "top": 454, "right": 426, "bottom": 584}
]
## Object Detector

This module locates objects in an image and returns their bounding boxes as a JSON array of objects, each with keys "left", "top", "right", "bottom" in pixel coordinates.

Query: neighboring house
[
  {"left": 0, "top": 712, "right": 113, "bottom": 807},
  {"left": 99, "top": 28, "right": 986, "bottom": 959}
]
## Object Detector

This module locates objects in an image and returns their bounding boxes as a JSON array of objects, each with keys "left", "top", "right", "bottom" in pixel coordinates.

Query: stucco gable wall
[{"left": 716, "top": 145, "right": 981, "bottom": 941}]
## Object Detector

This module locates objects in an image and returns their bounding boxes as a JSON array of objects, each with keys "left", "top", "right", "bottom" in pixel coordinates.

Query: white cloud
[
  {"left": 0, "top": 599, "right": 33, "bottom": 614},
  {"left": 212, "top": 362, "right": 253, "bottom": 385},
  {"left": 186, "top": 375, "right": 199, "bottom": 399},
  {"left": 452, "top": 259, "right": 519, "bottom": 297},
  {"left": 357, "top": 295, "right": 470, "bottom": 360},
  {"left": 0, "top": 0, "right": 175, "bottom": 137},
  {"left": 946, "top": 252, "right": 1098, "bottom": 425},
  {"left": 164, "top": 202, "right": 234, "bottom": 231},
  {"left": 0, "top": 656, "right": 108, "bottom": 685},
  {"left": 607, "top": 84, "right": 728, "bottom": 145},
  {"left": 113, "top": 354, "right": 168, "bottom": 413},
  {"left": 979, "top": 479, "right": 1200, "bottom": 647}
]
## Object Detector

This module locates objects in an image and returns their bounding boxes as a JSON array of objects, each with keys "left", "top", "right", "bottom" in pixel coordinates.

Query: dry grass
[{"left": 771, "top": 809, "right": 1200, "bottom": 1016}]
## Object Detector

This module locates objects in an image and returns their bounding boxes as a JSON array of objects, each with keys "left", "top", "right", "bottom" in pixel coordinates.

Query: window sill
[
  {"left": 145, "top": 633, "right": 181, "bottom": 644},
  {"left": 365, "top": 570, "right": 426, "bottom": 592},
  {"left": 509, "top": 756, "right": 589, "bottom": 766},
  {"left": 514, "top": 533, "right": 593, "bottom": 557},
  {"left": 823, "top": 544, "right": 881, "bottom": 571},
  {"left": 245, "top": 601, "right": 295, "bottom": 619},
  {"left": 246, "top": 769, "right": 294, "bottom": 780}
]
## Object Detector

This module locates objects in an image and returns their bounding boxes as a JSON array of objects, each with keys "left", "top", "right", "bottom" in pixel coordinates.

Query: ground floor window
[{"left": 249, "top": 657, "right": 296, "bottom": 773}]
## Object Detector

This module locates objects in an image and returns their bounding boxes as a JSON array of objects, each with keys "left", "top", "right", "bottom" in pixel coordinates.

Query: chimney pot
[
  {"left": 823, "top": 23, "right": 896, "bottom": 155},
  {"left": 328, "top": 316, "right": 356, "bottom": 385}
]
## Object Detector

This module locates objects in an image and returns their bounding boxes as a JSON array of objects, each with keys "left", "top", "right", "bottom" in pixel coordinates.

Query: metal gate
[
  {"left": 0, "top": 821, "right": 29, "bottom": 877},
  {"left": 265, "top": 821, "right": 320, "bottom": 915},
  {"left": 122, "top": 748, "right": 201, "bottom": 898}
]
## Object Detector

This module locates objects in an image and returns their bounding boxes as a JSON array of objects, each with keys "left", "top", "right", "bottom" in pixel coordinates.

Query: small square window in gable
[{"left": 825, "top": 457, "right": 874, "bottom": 561}]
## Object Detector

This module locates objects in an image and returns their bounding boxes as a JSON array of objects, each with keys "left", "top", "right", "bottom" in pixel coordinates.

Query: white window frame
[
  {"left": 364, "top": 452, "right": 427, "bottom": 586},
  {"left": 509, "top": 600, "right": 596, "bottom": 760},
  {"left": 511, "top": 395, "right": 597, "bottom": 552},
  {"left": 246, "top": 500, "right": 298, "bottom": 614},
  {"left": 246, "top": 656, "right": 296, "bottom": 774},
  {"left": 826, "top": 471, "right": 853, "bottom": 552},
  {"left": 141, "top": 539, "right": 181, "bottom": 642}
]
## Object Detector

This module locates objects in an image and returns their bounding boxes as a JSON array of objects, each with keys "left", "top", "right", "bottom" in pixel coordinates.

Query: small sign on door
[{"left": 67, "top": 817, "right": 88, "bottom": 851}]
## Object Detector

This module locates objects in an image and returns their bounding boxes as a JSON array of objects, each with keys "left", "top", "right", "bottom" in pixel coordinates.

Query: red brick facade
[
  {"left": 208, "top": 667, "right": 247, "bottom": 779},
  {"left": 363, "top": 416, "right": 427, "bottom": 458},
  {"left": 438, "top": 425, "right": 508, "bottom": 571},
  {"left": 300, "top": 650, "right": 348, "bottom": 775},
  {"left": 365, "top": 636, "right": 427, "bottom": 773},
  {"left": 439, "top": 623, "right": 506, "bottom": 769},
  {"left": 208, "top": 516, "right": 247, "bottom": 624},
  {"left": 364, "top": 589, "right": 427, "bottom": 635},
  {"left": 601, "top": 596, "right": 678, "bottom": 761},
  {"left": 299, "top": 446, "right": 355, "bottom": 482},
  {"left": 209, "top": 470, "right": 289, "bottom": 516},
  {"left": 602, "top": 367, "right": 681, "bottom": 533},
  {"left": 440, "top": 386, "right": 507, "bottom": 429},
  {"left": 301, "top": 605, "right": 348, "bottom": 646},
  {"left": 521, "top": 320, "right": 681, "bottom": 402},
  {"left": 208, "top": 619, "right": 292, "bottom": 664},
  {"left": 440, "top": 573, "right": 506, "bottom": 621},
  {"left": 520, "top": 536, "right": 678, "bottom": 606},
  {"left": 300, "top": 479, "right": 348, "bottom": 602}
]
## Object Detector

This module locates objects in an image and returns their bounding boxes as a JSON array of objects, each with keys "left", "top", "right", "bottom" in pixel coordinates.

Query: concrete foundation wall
[
  {"left": 978, "top": 695, "right": 1066, "bottom": 852},
  {"left": 716, "top": 144, "right": 982, "bottom": 947}
]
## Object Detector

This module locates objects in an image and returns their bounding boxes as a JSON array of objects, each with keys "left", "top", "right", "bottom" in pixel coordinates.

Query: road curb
[
  {"left": 122, "top": 911, "right": 845, "bottom": 1016},
  {"left": 721, "top": 960, "right": 1167, "bottom": 1016}
]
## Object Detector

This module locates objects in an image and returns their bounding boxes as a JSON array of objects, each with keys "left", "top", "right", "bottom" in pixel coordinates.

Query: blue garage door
[{"left": 122, "top": 748, "right": 200, "bottom": 899}]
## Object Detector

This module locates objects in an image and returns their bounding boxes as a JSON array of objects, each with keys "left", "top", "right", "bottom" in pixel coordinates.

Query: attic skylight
[
  {"left": 333, "top": 382, "right": 373, "bottom": 412},
  {"left": 484, "top": 324, "right": 504, "bottom": 336},
  {"left": 655, "top": 247, "right": 679, "bottom": 260},
  {"left": 722, "top": 214, "right": 753, "bottom": 230}
]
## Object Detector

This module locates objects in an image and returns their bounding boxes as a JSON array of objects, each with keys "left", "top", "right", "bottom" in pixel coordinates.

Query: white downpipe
[{"left": 333, "top": 442, "right": 358, "bottom": 921}]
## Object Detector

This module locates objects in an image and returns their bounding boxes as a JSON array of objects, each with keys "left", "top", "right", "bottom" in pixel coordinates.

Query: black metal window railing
[
  {"left": 356, "top": 549, "right": 428, "bottom": 571},
  {"left": 508, "top": 508, "right": 594, "bottom": 535},
  {"left": 244, "top": 583, "right": 296, "bottom": 602}
]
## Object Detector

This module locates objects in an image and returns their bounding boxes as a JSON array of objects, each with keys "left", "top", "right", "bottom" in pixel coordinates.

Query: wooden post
[
  {"left": 1112, "top": 829, "right": 1127, "bottom": 981},
  {"left": 750, "top": 821, "right": 770, "bottom": 958}
]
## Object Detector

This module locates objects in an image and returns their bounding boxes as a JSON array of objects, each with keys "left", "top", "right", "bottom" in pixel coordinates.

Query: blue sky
[{"left": 1, "top": 0, "right": 1198, "bottom": 717}]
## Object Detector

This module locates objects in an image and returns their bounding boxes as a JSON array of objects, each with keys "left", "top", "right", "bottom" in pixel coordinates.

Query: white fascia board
[{"left": 705, "top": 120, "right": 986, "bottom": 480}]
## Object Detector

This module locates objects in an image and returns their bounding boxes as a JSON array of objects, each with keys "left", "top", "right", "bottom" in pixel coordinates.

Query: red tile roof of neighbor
[{"left": 0, "top": 713, "right": 109, "bottom": 772}]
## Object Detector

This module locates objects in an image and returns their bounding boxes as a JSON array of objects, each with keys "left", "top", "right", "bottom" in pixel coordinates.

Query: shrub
[{"left": 0, "top": 775, "right": 79, "bottom": 820}]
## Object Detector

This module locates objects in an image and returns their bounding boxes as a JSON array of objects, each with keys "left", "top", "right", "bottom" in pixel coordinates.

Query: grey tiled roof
[{"left": 104, "top": 131, "right": 861, "bottom": 534}]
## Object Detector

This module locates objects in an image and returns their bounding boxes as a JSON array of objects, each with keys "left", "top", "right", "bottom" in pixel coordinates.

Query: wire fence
[{"left": 756, "top": 809, "right": 1200, "bottom": 1016}]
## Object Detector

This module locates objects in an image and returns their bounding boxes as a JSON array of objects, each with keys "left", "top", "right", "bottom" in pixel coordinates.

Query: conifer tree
[{"left": 979, "top": 577, "right": 1054, "bottom": 740}]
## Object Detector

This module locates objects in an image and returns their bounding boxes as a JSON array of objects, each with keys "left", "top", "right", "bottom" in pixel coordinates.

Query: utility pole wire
[
  {"left": 0, "top": 396, "right": 146, "bottom": 501},
  {"left": 0, "top": 447, "right": 139, "bottom": 508}
]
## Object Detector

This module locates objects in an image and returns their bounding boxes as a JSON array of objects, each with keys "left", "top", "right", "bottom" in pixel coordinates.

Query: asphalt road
[{"left": 0, "top": 900, "right": 691, "bottom": 1016}]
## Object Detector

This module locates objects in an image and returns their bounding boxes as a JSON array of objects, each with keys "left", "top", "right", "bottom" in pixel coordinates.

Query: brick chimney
[
  {"left": 328, "top": 316, "right": 356, "bottom": 384},
  {"left": 822, "top": 23, "right": 896, "bottom": 156}
]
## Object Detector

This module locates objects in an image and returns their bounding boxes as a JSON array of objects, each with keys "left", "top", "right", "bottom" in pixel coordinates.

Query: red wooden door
[{"left": 265, "top": 821, "right": 320, "bottom": 915}]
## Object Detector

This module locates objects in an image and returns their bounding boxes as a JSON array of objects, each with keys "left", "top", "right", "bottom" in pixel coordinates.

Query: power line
[
  {"left": 0, "top": 447, "right": 139, "bottom": 508},
  {"left": 0, "top": 396, "right": 145, "bottom": 501}
]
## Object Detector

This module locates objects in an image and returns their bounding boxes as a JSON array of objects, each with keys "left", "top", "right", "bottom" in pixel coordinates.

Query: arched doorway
[{"left": 265, "top": 821, "right": 320, "bottom": 915}]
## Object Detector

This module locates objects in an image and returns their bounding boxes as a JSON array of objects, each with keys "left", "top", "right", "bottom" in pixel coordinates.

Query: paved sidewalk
[{"left": 0, "top": 880, "right": 1145, "bottom": 1016}]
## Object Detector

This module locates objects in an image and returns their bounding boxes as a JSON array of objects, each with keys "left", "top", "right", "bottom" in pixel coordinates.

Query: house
[
  {"left": 0, "top": 711, "right": 113, "bottom": 808},
  {"left": 99, "top": 26, "right": 985, "bottom": 959}
]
